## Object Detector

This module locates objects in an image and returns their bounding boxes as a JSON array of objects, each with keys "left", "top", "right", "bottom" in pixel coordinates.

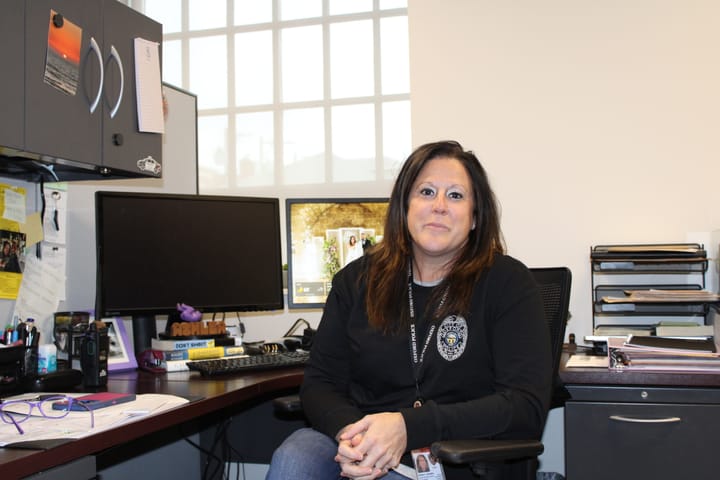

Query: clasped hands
[{"left": 335, "top": 412, "right": 407, "bottom": 480}]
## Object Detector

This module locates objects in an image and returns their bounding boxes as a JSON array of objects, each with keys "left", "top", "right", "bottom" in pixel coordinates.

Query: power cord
[
  {"left": 283, "top": 318, "right": 311, "bottom": 338},
  {"left": 183, "top": 416, "right": 248, "bottom": 480}
]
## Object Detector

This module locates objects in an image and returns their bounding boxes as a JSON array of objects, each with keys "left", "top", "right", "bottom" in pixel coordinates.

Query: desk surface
[
  {"left": 0, "top": 368, "right": 304, "bottom": 479},
  {"left": 7, "top": 355, "right": 719, "bottom": 477},
  {"left": 560, "top": 352, "right": 720, "bottom": 387}
]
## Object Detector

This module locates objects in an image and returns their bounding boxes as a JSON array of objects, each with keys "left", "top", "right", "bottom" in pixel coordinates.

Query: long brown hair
[{"left": 364, "top": 140, "right": 505, "bottom": 333}]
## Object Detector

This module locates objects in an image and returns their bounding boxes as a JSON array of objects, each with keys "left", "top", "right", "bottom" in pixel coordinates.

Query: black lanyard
[{"left": 408, "top": 263, "right": 448, "bottom": 407}]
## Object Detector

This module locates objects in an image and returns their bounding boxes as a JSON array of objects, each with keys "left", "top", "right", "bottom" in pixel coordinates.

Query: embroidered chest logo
[{"left": 436, "top": 315, "right": 467, "bottom": 361}]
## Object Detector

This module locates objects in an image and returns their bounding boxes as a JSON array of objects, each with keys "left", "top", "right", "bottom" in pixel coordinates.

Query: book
[
  {"left": 163, "top": 359, "right": 191, "bottom": 372},
  {"left": 151, "top": 337, "right": 215, "bottom": 351},
  {"left": 161, "top": 345, "right": 246, "bottom": 361}
]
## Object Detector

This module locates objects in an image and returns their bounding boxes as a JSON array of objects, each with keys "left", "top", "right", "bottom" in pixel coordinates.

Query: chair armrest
[
  {"left": 273, "top": 394, "right": 303, "bottom": 414},
  {"left": 430, "top": 439, "right": 544, "bottom": 464}
]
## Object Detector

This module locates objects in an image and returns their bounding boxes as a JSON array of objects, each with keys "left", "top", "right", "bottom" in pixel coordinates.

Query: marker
[{"left": 123, "top": 410, "right": 150, "bottom": 417}]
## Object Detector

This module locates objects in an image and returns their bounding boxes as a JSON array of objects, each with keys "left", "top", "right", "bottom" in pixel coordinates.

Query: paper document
[
  {"left": 134, "top": 37, "right": 164, "bottom": 133},
  {"left": 608, "top": 336, "right": 720, "bottom": 373},
  {"left": 0, "top": 393, "right": 188, "bottom": 447},
  {"left": 566, "top": 354, "right": 609, "bottom": 368},
  {"left": 602, "top": 289, "right": 720, "bottom": 303}
]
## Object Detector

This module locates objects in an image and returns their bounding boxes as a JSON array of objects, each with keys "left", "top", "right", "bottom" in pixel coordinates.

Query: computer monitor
[
  {"left": 285, "top": 197, "right": 389, "bottom": 309},
  {"left": 95, "top": 191, "right": 284, "bottom": 353}
]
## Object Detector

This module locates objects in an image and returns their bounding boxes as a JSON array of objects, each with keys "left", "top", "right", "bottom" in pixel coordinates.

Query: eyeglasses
[{"left": 0, "top": 395, "right": 95, "bottom": 435}]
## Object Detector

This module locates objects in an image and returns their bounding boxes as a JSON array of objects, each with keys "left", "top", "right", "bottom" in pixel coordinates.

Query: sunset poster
[{"left": 44, "top": 10, "right": 82, "bottom": 96}]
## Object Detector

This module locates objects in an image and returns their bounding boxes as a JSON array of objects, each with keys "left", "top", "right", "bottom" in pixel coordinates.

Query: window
[{"left": 132, "top": 0, "right": 409, "bottom": 196}]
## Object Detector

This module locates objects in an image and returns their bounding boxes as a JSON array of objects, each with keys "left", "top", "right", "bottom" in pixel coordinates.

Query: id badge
[{"left": 411, "top": 447, "right": 446, "bottom": 480}]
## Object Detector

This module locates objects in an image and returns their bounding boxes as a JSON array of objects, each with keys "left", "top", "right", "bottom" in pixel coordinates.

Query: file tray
[
  {"left": 591, "top": 244, "right": 707, "bottom": 274},
  {"left": 591, "top": 243, "right": 706, "bottom": 260},
  {"left": 592, "top": 257, "right": 708, "bottom": 273},
  {"left": 594, "top": 284, "right": 708, "bottom": 315}
]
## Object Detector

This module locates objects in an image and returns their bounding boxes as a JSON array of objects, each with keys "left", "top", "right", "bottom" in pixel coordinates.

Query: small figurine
[{"left": 177, "top": 303, "right": 202, "bottom": 322}]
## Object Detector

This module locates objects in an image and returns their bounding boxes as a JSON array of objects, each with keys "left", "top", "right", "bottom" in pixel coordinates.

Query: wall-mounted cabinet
[{"left": 0, "top": 0, "right": 162, "bottom": 182}]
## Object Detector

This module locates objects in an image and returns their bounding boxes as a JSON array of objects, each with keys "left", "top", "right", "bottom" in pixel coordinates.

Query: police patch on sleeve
[{"left": 436, "top": 315, "right": 467, "bottom": 361}]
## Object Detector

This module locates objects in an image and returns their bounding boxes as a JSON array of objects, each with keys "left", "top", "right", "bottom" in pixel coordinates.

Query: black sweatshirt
[{"left": 301, "top": 254, "right": 551, "bottom": 480}]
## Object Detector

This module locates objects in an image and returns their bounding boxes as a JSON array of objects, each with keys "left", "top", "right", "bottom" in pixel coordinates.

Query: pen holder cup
[{"left": 0, "top": 345, "right": 37, "bottom": 395}]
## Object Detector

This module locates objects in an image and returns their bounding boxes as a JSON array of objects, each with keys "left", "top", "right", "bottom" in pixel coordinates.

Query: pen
[
  {"left": 25, "top": 318, "right": 35, "bottom": 346},
  {"left": 123, "top": 410, "right": 150, "bottom": 417}
]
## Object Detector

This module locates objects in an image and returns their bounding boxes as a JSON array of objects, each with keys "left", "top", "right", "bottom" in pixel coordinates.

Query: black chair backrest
[{"left": 529, "top": 267, "right": 572, "bottom": 407}]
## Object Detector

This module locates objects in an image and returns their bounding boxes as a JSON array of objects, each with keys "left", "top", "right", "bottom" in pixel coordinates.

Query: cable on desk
[
  {"left": 182, "top": 417, "right": 238, "bottom": 480},
  {"left": 283, "top": 317, "right": 311, "bottom": 337}
]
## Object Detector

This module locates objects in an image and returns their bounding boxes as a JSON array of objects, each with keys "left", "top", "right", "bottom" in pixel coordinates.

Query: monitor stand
[{"left": 131, "top": 315, "right": 157, "bottom": 356}]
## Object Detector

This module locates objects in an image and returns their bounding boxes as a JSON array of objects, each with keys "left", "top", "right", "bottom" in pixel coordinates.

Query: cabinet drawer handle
[
  {"left": 108, "top": 45, "right": 124, "bottom": 119},
  {"left": 609, "top": 415, "right": 681, "bottom": 424},
  {"left": 89, "top": 37, "right": 104, "bottom": 114}
]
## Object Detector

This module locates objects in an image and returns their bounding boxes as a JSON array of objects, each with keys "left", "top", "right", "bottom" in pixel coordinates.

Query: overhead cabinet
[{"left": 0, "top": 0, "right": 163, "bottom": 181}]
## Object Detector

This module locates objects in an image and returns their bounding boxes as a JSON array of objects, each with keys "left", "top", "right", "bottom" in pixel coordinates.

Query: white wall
[
  {"left": 408, "top": 3, "right": 720, "bottom": 474},
  {"left": 408, "top": 0, "right": 720, "bottom": 343}
]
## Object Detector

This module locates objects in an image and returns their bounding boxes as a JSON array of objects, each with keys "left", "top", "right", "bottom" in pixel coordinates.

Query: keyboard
[{"left": 186, "top": 350, "right": 310, "bottom": 376}]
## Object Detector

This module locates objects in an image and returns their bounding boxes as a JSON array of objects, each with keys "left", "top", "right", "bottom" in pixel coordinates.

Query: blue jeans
[{"left": 266, "top": 427, "right": 409, "bottom": 480}]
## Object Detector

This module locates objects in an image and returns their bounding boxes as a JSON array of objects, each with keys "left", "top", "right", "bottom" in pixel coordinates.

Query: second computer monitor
[{"left": 285, "top": 197, "right": 389, "bottom": 309}]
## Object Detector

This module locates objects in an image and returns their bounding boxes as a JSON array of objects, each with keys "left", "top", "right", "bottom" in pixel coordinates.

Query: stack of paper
[
  {"left": 0, "top": 393, "right": 189, "bottom": 447},
  {"left": 654, "top": 322, "right": 714, "bottom": 337},
  {"left": 608, "top": 335, "right": 720, "bottom": 373},
  {"left": 602, "top": 289, "right": 720, "bottom": 304}
]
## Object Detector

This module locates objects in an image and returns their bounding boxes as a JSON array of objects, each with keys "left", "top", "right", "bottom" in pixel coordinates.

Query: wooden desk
[
  {"left": 0, "top": 368, "right": 304, "bottom": 479},
  {"left": 561, "top": 352, "right": 720, "bottom": 388},
  {"left": 560, "top": 353, "right": 720, "bottom": 479}
]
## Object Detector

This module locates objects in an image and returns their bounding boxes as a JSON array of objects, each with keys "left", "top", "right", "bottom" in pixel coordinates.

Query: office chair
[
  {"left": 273, "top": 267, "right": 572, "bottom": 480},
  {"left": 430, "top": 266, "right": 572, "bottom": 480}
]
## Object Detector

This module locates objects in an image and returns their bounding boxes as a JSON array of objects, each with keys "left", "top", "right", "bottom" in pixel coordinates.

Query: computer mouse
[{"left": 283, "top": 337, "right": 301, "bottom": 352}]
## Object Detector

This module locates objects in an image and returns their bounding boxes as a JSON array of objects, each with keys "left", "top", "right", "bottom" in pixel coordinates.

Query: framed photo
[
  {"left": 104, "top": 317, "right": 137, "bottom": 371},
  {"left": 286, "top": 198, "right": 389, "bottom": 308}
]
